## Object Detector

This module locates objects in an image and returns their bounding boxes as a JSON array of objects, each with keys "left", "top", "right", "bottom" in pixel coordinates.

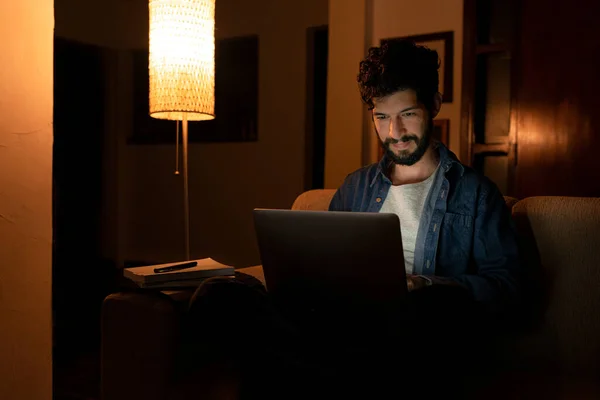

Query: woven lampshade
[{"left": 149, "top": 0, "right": 215, "bottom": 121}]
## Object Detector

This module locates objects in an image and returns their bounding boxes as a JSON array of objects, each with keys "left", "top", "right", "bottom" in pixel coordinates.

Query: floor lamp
[{"left": 148, "top": 0, "right": 216, "bottom": 261}]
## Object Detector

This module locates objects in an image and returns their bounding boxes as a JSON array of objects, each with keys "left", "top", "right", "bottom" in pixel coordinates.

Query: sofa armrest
[
  {"left": 101, "top": 290, "right": 192, "bottom": 400},
  {"left": 236, "top": 265, "right": 265, "bottom": 286}
]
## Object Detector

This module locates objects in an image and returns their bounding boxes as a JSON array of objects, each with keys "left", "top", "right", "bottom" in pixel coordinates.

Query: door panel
[{"left": 515, "top": 0, "right": 600, "bottom": 198}]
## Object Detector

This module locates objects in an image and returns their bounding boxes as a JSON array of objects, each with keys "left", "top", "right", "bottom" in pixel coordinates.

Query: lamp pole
[{"left": 182, "top": 113, "right": 190, "bottom": 260}]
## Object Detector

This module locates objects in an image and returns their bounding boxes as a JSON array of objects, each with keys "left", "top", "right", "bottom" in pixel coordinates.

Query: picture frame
[
  {"left": 381, "top": 31, "right": 454, "bottom": 103},
  {"left": 376, "top": 118, "right": 450, "bottom": 160},
  {"left": 433, "top": 118, "right": 450, "bottom": 145}
]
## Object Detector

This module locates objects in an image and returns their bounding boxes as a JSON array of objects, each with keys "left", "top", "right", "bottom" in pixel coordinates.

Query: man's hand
[{"left": 406, "top": 275, "right": 430, "bottom": 292}]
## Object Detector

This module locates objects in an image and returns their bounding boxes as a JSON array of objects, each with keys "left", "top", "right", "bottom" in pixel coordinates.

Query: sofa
[{"left": 101, "top": 190, "right": 600, "bottom": 399}]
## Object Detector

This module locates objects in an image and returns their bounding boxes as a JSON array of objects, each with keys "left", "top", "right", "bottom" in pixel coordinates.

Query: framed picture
[
  {"left": 381, "top": 31, "right": 454, "bottom": 103},
  {"left": 128, "top": 35, "right": 259, "bottom": 144},
  {"left": 433, "top": 118, "right": 450, "bottom": 145},
  {"left": 376, "top": 118, "right": 450, "bottom": 160}
]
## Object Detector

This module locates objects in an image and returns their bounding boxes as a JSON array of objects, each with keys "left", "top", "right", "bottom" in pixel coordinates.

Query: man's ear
[{"left": 431, "top": 92, "right": 443, "bottom": 118}]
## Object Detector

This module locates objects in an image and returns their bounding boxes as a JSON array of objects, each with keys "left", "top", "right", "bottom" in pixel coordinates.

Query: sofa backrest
[
  {"left": 292, "top": 189, "right": 518, "bottom": 212},
  {"left": 511, "top": 196, "right": 600, "bottom": 375},
  {"left": 291, "top": 189, "right": 336, "bottom": 211},
  {"left": 291, "top": 190, "right": 600, "bottom": 374}
]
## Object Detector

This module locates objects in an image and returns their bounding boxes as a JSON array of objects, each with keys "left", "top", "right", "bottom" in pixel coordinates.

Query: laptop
[{"left": 252, "top": 209, "right": 408, "bottom": 324}]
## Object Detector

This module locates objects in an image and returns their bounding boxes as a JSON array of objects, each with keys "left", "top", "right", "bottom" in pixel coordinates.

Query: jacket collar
[{"left": 369, "top": 141, "right": 464, "bottom": 187}]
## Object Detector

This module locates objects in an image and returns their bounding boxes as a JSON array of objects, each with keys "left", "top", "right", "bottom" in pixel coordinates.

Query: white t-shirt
[{"left": 379, "top": 165, "right": 440, "bottom": 274}]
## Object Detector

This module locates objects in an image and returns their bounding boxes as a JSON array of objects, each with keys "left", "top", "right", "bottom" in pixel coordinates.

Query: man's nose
[{"left": 388, "top": 116, "right": 406, "bottom": 139}]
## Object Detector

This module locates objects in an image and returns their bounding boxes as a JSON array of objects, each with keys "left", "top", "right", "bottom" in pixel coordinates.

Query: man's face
[{"left": 372, "top": 89, "right": 433, "bottom": 166}]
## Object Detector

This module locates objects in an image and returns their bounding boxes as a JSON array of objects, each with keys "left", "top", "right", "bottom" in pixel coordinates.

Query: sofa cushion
[
  {"left": 102, "top": 290, "right": 189, "bottom": 400},
  {"left": 291, "top": 189, "right": 336, "bottom": 211},
  {"left": 237, "top": 265, "right": 265, "bottom": 286},
  {"left": 511, "top": 196, "right": 600, "bottom": 376}
]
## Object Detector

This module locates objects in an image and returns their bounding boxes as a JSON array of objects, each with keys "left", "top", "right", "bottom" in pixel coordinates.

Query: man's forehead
[{"left": 373, "top": 90, "right": 420, "bottom": 111}]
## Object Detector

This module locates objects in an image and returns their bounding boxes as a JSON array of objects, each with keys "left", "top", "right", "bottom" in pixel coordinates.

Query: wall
[
  {"left": 0, "top": 1, "right": 53, "bottom": 399},
  {"left": 56, "top": 0, "right": 329, "bottom": 267},
  {"left": 125, "top": 0, "right": 328, "bottom": 266},
  {"left": 54, "top": 0, "right": 148, "bottom": 50},
  {"left": 324, "top": 0, "right": 464, "bottom": 187},
  {"left": 57, "top": 0, "right": 463, "bottom": 267},
  {"left": 324, "top": 0, "right": 369, "bottom": 188}
]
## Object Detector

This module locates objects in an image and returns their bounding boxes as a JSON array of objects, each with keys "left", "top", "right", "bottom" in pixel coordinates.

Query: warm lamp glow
[
  {"left": 149, "top": 0, "right": 215, "bottom": 121},
  {"left": 148, "top": 0, "right": 216, "bottom": 260}
]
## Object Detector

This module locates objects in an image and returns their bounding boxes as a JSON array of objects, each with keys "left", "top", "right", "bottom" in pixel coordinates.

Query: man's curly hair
[{"left": 358, "top": 40, "right": 440, "bottom": 110}]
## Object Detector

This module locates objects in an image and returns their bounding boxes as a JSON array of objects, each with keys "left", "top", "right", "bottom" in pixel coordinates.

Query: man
[
  {"left": 186, "top": 40, "right": 521, "bottom": 398},
  {"left": 324, "top": 40, "right": 522, "bottom": 395},
  {"left": 330, "top": 40, "right": 520, "bottom": 310}
]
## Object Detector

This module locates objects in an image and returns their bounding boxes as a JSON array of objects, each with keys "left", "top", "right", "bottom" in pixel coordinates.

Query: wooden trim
[
  {"left": 460, "top": 0, "right": 520, "bottom": 195},
  {"left": 460, "top": 0, "right": 476, "bottom": 164},
  {"left": 483, "top": 136, "right": 510, "bottom": 145},
  {"left": 304, "top": 25, "right": 328, "bottom": 191},
  {"left": 507, "top": 0, "right": 523, "bottom": 197},
  {"left": 472, "top": 142, "right": 510, "bottom": 155},
  {"left": 362, "top": 0, "right": 375, "bottom": 166},
  {"left": 476, "top": 43, "right": 508, "bottom": 55},
  {"left": 304, "top": 26, "right": 317, "bottom": 191}
]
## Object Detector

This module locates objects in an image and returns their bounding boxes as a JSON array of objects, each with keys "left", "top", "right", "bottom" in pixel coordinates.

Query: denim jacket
[{"left": 329, "top": 143, "right": 521, "bottom": 306}]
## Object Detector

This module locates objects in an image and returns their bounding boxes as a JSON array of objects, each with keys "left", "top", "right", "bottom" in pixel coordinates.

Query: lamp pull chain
[{"left": 174, "top": 120, "right": 180, "bottom": 175}]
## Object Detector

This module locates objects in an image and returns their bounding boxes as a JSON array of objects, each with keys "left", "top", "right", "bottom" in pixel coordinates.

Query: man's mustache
[{"left": 385, "top": 135, "right": 419, "bottom": 145}]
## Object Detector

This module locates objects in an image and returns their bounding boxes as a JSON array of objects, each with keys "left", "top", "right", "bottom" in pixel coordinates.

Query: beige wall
[
  {"left": 0, "top": 1, "right": 53, "bottom": 399},
  {"left": 57, "top": 0, "right": 463, "bottom": 267},
  {"left": 56, "top": 0, "right": 328, "bottom": 267},
  {"left": 325, "top": 0, "right": 464, "bottom": 185},
  {"left": 324, "top": 0, "right": 369, "bottom": 188}
]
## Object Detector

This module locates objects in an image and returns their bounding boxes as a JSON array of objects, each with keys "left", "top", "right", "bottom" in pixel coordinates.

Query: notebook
[{"left": 123, "top": 258, "right": 235, "bottom": 286}]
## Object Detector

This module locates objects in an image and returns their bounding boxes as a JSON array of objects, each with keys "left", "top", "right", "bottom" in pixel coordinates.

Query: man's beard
[{"left": 379, "top": 121, "right": 432, "bottom": 166}]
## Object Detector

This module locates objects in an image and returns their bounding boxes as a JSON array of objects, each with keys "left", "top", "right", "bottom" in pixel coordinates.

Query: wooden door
[{"left": 514, "top": 0, "right": 600, "bottom": 198}]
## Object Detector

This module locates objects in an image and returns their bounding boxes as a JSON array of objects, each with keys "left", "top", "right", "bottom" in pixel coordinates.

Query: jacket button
[{"left": 376, "top": 197, "right": 382, "bottom": 203}]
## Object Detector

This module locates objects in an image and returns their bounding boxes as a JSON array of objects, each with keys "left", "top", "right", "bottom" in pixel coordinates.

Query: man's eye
[
  {"left": 375, "top": 115, "right": 388, "bottom": 120},
  {"left": 402, "top": 112, "right": 417, "bottom": 117}
]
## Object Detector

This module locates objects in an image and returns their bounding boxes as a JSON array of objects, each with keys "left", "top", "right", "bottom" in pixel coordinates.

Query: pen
[{"left": 154, "top": 261, "right": 198, "bottom": 273}]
